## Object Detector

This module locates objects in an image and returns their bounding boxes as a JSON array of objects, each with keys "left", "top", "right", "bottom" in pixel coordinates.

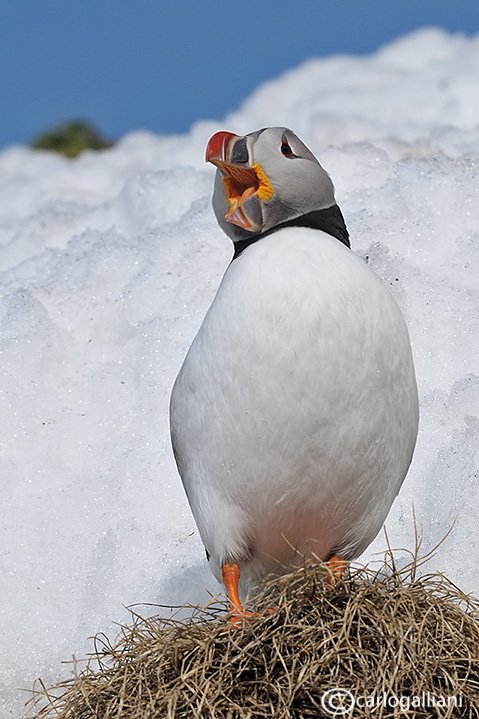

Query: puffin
[{"left": 170, "top": 127, "right": 419, "bottom": 615}]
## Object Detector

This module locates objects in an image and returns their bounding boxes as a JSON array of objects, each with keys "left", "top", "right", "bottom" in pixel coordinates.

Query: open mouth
[
  {"left": 206, "top": 132, "right": 273, "bottom": 231},
  {"left": 222, "top": 165, "right": 259, "bottom": 213}
]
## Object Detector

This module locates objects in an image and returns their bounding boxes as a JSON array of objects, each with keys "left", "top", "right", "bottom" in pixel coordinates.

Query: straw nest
[{"left": 28, "top": 548, "right": 479, "bottom": 719}]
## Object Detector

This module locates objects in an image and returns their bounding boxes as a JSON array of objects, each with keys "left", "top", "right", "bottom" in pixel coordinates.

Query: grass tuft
[{"left": 27, "top": 547, "right": 479, "bottom": 718}]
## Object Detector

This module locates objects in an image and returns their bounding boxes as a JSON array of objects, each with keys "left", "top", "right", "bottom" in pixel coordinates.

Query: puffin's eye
[{"left": 281, "top": 141, "right": 295, "bottom": 157}]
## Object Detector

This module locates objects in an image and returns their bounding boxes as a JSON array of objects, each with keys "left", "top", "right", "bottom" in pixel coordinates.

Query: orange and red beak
[
  {"left": 205, "top": 131, "right": 238, "bottom": 165},
  {"left": 206, "top": 131, "right": 274, "bottom": 232}
]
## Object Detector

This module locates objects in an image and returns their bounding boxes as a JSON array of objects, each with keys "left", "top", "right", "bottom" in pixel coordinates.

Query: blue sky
[{"left": 2, "top": 0, "right": 478, "bottom": 150}]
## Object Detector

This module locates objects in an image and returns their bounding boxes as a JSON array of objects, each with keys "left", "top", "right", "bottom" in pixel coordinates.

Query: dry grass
[{"left": 27, "top": 547, "right": 479, "bottom": 719}]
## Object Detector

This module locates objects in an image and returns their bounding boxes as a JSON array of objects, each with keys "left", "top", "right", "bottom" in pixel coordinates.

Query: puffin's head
[{"left": 206, "top": 127, "right": 337, "bottom": 243}]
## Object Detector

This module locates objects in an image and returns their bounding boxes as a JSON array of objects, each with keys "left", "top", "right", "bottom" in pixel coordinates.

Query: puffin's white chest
[{"left": 170, "top": 228, "right": 418, "bottom": 591}]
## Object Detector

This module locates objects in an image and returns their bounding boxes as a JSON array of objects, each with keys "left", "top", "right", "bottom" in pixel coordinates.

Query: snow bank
[{"left": 1, "top": 27, "right": 478, "bottom": 717}]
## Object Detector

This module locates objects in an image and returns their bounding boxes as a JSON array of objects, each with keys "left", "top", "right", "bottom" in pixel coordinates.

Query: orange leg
[
  {"left": 222, "top": 562, "right": 252, "bottom": 619},
  {"left": 326, "top": 556, "right": 348, "bottom": 587},
  {"left": 222, "top": 562, "right": 276, "bottom": 623},
  {"left": 222, "top": 562, "right": 242, "bottom": 611}
]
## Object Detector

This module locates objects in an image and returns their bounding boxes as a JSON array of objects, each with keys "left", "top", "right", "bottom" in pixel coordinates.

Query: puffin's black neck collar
[{"left": 232, "top": 204, "right": 350, "bottom": 260}]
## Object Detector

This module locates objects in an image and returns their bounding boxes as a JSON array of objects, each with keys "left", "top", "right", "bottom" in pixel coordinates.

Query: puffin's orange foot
[
  {"left": 326, "top": 556, "right": 348, "bottom": 588},
  {"left": 222, "top": 562, "right": 248, "bottom": 617},
  {"left": 222, "top": 562, "right": 277, "bottom": 624},
  {"left": 222, "top": 562, "right": 254, "bottom": 626},
  {"left": 227, "top": 610, "right": 253, "bottom": 627}
]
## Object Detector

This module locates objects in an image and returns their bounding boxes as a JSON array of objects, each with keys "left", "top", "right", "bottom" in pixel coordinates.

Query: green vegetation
[{"left": 31, "top": 120, "right": 113, "bottom": 157}]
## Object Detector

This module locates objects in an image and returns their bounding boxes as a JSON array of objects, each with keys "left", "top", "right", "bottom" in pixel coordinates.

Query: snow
[{"left": 1, "top": 26, "right": 478, "bottom": 716}]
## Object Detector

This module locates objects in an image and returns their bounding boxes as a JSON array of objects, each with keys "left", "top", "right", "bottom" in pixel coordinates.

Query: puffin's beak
[
  {"left": 206, "top": 131, "right": 274, "bottom": 232},
  {"left": 205, "top": 131, "right": 238, "bottom": 164}
]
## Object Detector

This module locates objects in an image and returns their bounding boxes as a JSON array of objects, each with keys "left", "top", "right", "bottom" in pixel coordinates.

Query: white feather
[{"left": 170, "top": 227, "right": 418, "bottom": 595}]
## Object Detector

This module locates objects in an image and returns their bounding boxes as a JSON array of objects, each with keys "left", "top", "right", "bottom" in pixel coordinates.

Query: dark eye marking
[
  {"left": 281, "top": 140, "right": 296, "bottom": 157},
  {"left": 230, "top": 137, "right": 249, "bottom": 164}
]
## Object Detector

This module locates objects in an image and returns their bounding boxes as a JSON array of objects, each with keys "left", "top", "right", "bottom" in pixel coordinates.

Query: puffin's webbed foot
[
  {"left": 326, "top": 555, "right": 348, "bottom": 587},
  {"left": 222, "top": 561, "right": 278, "bottom": 626},
  {"left": 222, "top": 562, "right": 252, "bottom": 619}
]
